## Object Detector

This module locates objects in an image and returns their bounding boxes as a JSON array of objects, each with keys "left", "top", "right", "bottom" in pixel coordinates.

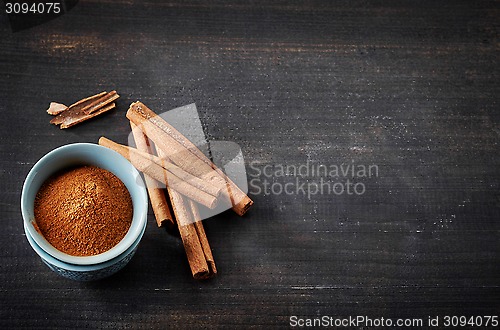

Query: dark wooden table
[{"left": 1, "top": 1, "right": 499, "bottom": 328}]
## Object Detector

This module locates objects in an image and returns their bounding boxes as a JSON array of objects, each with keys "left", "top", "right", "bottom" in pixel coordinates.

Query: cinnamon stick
[
  {"left": 126, "top": 101, "right": 253, "bottom": 216},
  {"left": 130, "top": 122, "right": 175, "bottom": 228},
  {"left": 170, "top": 191, "right": 211, "bottom": 279},
  {"left": 157, "top": 147, "right": 215, "bottom": 279},
  {"left": 98, "top": 137, "right": 219, "bottom": 209},
  {"left": 128, "top": 114, "right": 225, "bottom": 195},
  {"left": 190, "top": 199, "right": 217, "bottom": 275},
  {"left": 104, "top": 138, "right": 220, "bottom": 198}
]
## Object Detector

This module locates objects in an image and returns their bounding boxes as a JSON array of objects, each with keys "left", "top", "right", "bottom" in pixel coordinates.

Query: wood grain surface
[{"left": 0, "top": 0, "right": 499, "bottom": 328}]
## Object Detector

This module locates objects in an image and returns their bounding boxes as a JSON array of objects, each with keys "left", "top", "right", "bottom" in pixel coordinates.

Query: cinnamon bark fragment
[
  {"left": 59, "top": 103, "right": 116, "bottom": 129},
  {"left": 50, "top": 91, "right": 106, "bottom": 125},
  {"left": 83, "top": 91, "right": 119, "bottom": 115},
  {"left": 50, "top": 91, "right": 119, "bottom": 129},
  {"left": 46, "top": 102, "right": 68, "bottom": 115},
  {"left": 171, "top": 192, "right": 211, "bottom": 279}
]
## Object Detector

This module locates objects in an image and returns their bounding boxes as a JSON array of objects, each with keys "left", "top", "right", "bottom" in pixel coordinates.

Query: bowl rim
[{"left": 21, "top": 143, "right": 148, "bottom": 265}]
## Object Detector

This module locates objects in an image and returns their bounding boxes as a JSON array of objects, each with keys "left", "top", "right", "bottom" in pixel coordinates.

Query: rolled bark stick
[
  {"left": 190, "top": 199, "right": 217, "bottom": 276},
  {"left": 130, "top": 122, "right": 175, "bottom": 228},
  {"left": 128, "top": 108, "right": 228, "bottom": 196},
  {"left": 152, "top": 155, "right": 221, "bottom": 198},
  {"left": 127, "top": 101, "right": 253, "bottom": 216},
  {"left": 100, "top": 136, "right": 221, "bottom": 198},
  {"left": 99, "top": 137, "right": 219, "bottom": 209},
  {"left": 157, "top": 147, "right": 213, "bottom": 280}
]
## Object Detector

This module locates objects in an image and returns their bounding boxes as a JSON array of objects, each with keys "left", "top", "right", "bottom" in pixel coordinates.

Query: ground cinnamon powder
[{"left": 34, "top": 165, "right": 133, "bottom": 256}]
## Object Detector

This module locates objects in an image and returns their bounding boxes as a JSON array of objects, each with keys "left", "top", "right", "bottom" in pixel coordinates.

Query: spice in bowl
[{"left": 33, "top": 165, "right": 133, "bottom": 256}]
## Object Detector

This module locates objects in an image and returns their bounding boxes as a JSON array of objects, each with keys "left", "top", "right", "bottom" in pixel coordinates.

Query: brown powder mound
[{"left": 34, "top": 166, "right": 133, "bottom": 256}]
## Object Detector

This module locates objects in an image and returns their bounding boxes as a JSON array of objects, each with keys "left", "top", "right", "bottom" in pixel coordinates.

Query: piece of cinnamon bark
[
  {"left": 50, "top": 91, "right": 106, "bottom": 125},
  {"left": 83, "top": 90, "right": 119, "bottom": 115},
  {"left": 50, "top": 91, "right": 119, "bottom": 128},
  {"left": 46, "top": 102, "right": 68, "bottom": 115},
  {"left": 59, "top": 103, "right": 116, "bottom": 129}
]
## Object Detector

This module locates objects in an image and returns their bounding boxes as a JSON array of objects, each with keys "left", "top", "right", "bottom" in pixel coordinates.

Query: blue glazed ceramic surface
[{"left": 24, "top": 220, "right": 146, "bottom": 281}]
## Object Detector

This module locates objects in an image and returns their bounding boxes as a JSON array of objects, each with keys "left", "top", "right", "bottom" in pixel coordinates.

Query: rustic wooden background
[{"left": 1, "top": 0, "right": 499, "bottom": 328}]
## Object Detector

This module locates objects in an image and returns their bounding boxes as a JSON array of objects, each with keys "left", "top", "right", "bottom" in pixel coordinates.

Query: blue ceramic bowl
[
  {"left": 24, "top": 219, "right": 146, "bottom": 281},
  {"left": 21, "top": 143, "right": 148, "bottom": 280}
]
